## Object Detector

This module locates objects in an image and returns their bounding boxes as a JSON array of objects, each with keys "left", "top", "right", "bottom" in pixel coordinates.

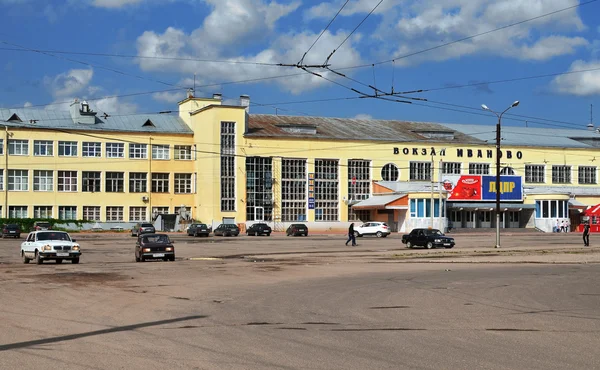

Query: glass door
[{"left": 255, "top": 207, "right": 264, "bottom": 221}]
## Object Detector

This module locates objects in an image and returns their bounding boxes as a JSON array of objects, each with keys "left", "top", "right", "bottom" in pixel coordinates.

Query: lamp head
[
  {"left": 511, "top": 100, "right": 520, "bottom": 107},
  {"left": 481, "top": 104, "right": 489, "bottom": 111}
]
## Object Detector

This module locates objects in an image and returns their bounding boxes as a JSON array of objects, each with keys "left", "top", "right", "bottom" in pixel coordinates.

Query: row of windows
[
  {"left": 0, "top": 170, "right": 194, "bottom": 193},
  {"left": 4, "top": 205, "right": 188, "bottom": 222},
  {"left": 0, "top": 139, "right": 193, "bottom": 160}
]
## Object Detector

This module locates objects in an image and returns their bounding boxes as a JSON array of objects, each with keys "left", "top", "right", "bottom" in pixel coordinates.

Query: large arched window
[
  {"left": 500, "top": 166, "right": 516, "bottom": 175},
  {"left": 381, "top": 163, "right": 399, "bottom": 181}
]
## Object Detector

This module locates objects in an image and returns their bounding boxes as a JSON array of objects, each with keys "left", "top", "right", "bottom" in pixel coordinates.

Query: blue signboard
[
  {"left": 481, "top": 175, "right": 523, "bottom": 201},
  {"left": 308, "top": 198, "right": 315, "bottom": 210}
]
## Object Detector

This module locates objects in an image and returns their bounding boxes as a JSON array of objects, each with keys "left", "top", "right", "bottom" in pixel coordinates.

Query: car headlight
[
  {"left": 72, "top": 245, "right": 80, "bottom": 251},
  {"left": 42, "top": 245, "right": 52, "bottom": 251},
  {"left": 143, "top": 248, "right": 151, "bottom": 252},
  {"left": 166, "top": 247, "right": 173, "bottom": 252},
  {"left": 434, "top": 239, "right": 441, "bottom": 243}
]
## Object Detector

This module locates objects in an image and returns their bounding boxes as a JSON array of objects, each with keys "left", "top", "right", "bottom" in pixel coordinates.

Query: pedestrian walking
[
  {"left": 555, "top": 219, "right": 560, "bottom": 233},
  {"left": 583, "top": 221, "right": 590, "bottom": 247},
  {"left": 345, "top": 223, "right": 356, "bottom": 246},
  {"left": 561, "top": 220, "right": 566, "bottom": 233}
]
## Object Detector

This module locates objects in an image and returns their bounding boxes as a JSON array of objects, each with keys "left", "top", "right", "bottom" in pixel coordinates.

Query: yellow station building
[{"left": 1, "top": 93, "right": 598, "bottom": 233}]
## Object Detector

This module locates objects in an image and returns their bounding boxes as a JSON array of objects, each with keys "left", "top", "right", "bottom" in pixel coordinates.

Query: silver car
[{"left": 131, "top": 223, "right": 156, "bottom": 237}]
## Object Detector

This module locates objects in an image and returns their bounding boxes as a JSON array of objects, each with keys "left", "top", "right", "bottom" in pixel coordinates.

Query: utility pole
[
  {"left": 148, "top": 136, "right": 153, "bottom": 223},
  {"left": 430, "top": 155, "right": 434, "bottom": 228},
  {"left": 4, "top": 126, "right": 8, "bottom": 219},
  {"left": 438, "top": 158, "right": 443, "bottom": 231}
]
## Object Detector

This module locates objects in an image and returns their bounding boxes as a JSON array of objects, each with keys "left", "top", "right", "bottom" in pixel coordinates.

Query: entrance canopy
[
  {"left": 583, "top": 204, "right": 600, "bottom": 216},
  {"left": 569, "top": 199, "right": 589, "bottom": 210},
  {"left": 352, "top": 194, "right": 407, "bottom": 210},
  {"left": 448, "top": 202, "right": 535, "bottom": 211}
]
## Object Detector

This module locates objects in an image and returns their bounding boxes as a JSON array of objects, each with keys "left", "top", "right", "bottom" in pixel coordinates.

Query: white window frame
[
  {"left": 82, "top": 171, "right": 101, "bottom": 192},
  {"left": 381, "top": 163, "right": 399, "bottom": 181},
  {"left": 552, "top": 165, "right": 571, "bottom": 184},
  {"left": 151, "top": 173, "right": 169, "bottom": 193},
  {"left": 174, "top": 173, "right": 192, "bottom": 194},
  {"left": 0, "top": 138, "right": 3, "bottom": 155},
  {"left": 468, "top": 163, "right": 490, "bottom": 175},
  {"left": 34, "top": 140, "right": 53, "bottom": 156},
  {"left": 525, "top": 164, "right": 545, "bottom": 184},
  {"left": 0, "top": 169, "right": 3, "bottom": 191},
  {"left": 59, "top": 206, "right": 77, "bottom": 220},
  {"left": 129, "top": 172, "right": 147, "bottom": 193},
  {"left": 106, "top": 206, "right": 124, "bottom": 222},
  {"left": 442, "top": 162, "right": 461, "bottom": 175},
  {"left": 9, "top": 206, "right": 27, "bottom": 218},
  {"left": 8, "top": 139, "right": 28, "bottom": 156},
  {"left": 33, "top": 170, "right": 53, "bottom": 191},
  {"left": 83, "top": 206, "right": 101, "bottom": 221},
  {"left": 152, "top": 144, "right": 170, "bottom": 160},
  {"left": 129, "top": 206, "right": 147, "bottom": 222},
  {"left": 34, "top": 206, "right": 53, "bottom": 218},
  {"left": 281, "top": 159, "right": 307, "bottom": 222},
  {"left": 106, "top": 143, "right": 125, "bottom": 158},
  {"left": 129, "top": 144, "right": 147, "bottom": 159},
  {"left": 58, "top": 141, "right": 78, "bottom": 157},
  {"left": 315, "top": 159, "right": 339, "bottom": 222},
  {"left": 8, "top": 169, "right": 28, "bottom": 191},
  {"left": 106, "top": 172, "right": 125, "bottom": 192},
  {"left": 409, "top": 161, "right": 432, "bottom": 181},
  {"left": 578, "top": 166, "right": 597, "bottom": 185},
  {"left": 174, "top": 145, "right": 192, "bottom": 160},
  {"left": 82, "top": 142, "right": 102, "bottom": 157},
  {"left": 58, "top": 170, "right": 78, "bottom": 192}
]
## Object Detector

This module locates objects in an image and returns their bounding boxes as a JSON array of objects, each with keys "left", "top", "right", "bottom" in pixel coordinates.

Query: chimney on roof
[
  {"left": 240, "top": 94, "right": 250, "bottom": 113},
  {"left": 70, "top": 98, "right": 97, "bottom": 124},
  {"left": 187, "top": 88, "right": 194, "bottom": 99},
  {"left": 212, "top": 93, "right": 222, "bottom": 101}
]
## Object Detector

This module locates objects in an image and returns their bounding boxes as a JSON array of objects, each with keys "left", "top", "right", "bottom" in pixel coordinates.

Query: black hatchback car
[
  {"left": 246, "top": 223, "right": 272, "bottom": 236},
  {"left": 2, "top": 224, "right": 21, "bottom": 238},
  {"left": 286, "top": 223, "right": 308, "bottom": 237},
  {"left": 135, "top": 234, "right": 175, "bottom": 262},
  {"left": 213, "top": 224, "right": 240, "bottom": 237},
  {"left": 187, "top": 223, "right": 211, "bottom": 237},
  {"left": 401, "top": 228, "right": 455, "bottom": 249}
]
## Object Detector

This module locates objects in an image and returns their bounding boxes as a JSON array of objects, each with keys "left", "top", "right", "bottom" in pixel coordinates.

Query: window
[
  {"left": 410, "top": 162, "right": 432, "bottom": 181},
  {"left": 246, "top": 157, "right": 273, "bottom": 221},
  {"left": 8, "top": 139, "right": 28, "bottom": 155},
  {"left": 82, "top": 171, "right": 101, "bottom": 192},
  {"left": 129, "top": 144, "right": 147, "bottom": 159},
  {"left": 282, "top": 159, "right": 306, "bottom": 222},
  {"left": 174, "top": 173, "right": 193, "bottom": 194},
  {"left": 106, "top": 172, "right": 125, "bottom": 192},
  {"left": 0, "top": 169, "right": 3, "bottom": 191},
  {"left": 58, "top": 141, "right": 78, "bottom": 156},
  {"left": 34, "top": 140, "right": 53, "bottom": 156},
  {"left": 535, "top": 200, "right": 568, "bottom": 219},
  {"left": 578, "top": 166, "right": 596, "bottom": 184},
  {"left": 151, "top": 173, "right": 169, "bottom": 193},
  {"left": 129, "top": 206, "right": 147, "bottom": 222},
  {"left": 8, "top": 169, "right": 28, "bottom": 191},
  {"left": 33, "top": 170, "right": 53, "bottom": 191},
  {"left": 129, "top": 172, "right": 147, "bottom": 193},
  {"left": 500, "top": 166, "right": 515, "bottom": 175},
  {"left": 82, "top": 142, "right": 101, "bottom": 157},
  {"left": 0, "top": 139, "right": 3, "bottom": 155},
  {"left": 106, "top": 206, "right": 124, "bottom": 222},
  {"left": 9, "top": 206, "right": 27, "bottom": 218},
  {"left": 552, "top": 165, "right": 571, "bottom": 184},
  {"left": 106, "top": 143, "right": 125, "bottom": 158},
  {"left": 409, "top": 199, "right": 445, "bottom": 218},
  {"left": 525, "top": 165, "right": 545, "bottom": 183},
  {"left": 152, "top": 144, "right": 170, "bottom": 160},
  {"left": 315, "top": 159, "right": 339, "bottom": 221},
  {"left": 348, "top": 160, "right": 371, "bottom": 221},
  {"left": 381, "top": 163, "right": 399, "bottom": 181},
  {"left": 34, "top": 206, "right": 52, "bottom": 218},
  {"left": 442, "top": 162, "right": 461, "bottom": 175},
  {"left": 58, "top": 171, "right": 77, "bottom": 192},
  {"left": 221, "top": 122, "right": 236, "bottom": 211},
  {"left": 83, "top": 206, "right": 101, "bottom": 221},
  {"left": 469, "top": 163, "right": 490, "bottom": 175},
  {"left": 152, "top": 207, "right": 169, "bottom": 218},
  {"left": 174, "top": 145, "right": 192, "bottom": 160},
  {"left": 59, "top": 206, "right": 77, "bottom": 220}
]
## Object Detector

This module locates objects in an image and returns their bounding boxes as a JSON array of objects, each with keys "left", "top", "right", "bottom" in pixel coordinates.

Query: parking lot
[{"left": 1, "top": 231, "right": 600, "bottom": 369}]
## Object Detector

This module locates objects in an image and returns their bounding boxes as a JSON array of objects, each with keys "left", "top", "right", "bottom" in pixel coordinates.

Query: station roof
[
  {"left": 352, "top": 194, "right": 407, "bottom": 210},
  {"left": 0, "top": 108, "right": 192, "bottom": 135}
]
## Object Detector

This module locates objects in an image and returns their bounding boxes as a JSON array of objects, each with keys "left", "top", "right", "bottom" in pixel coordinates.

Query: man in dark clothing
[
  {"left": 345, "top": 223, "right": 356, "bottom": 246},
  {"left": 583, "top": 221, "right": 590, "bottom": 247}
]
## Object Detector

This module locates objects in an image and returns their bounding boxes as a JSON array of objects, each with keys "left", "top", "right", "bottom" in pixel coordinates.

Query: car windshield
[
  {"left": 36, "top": 232, "right": 71, "bottom": 241},
  {"left": 6, "top": 224, "right": 19, "bottom": 229},
  {"left": 425, "top": 229, "right": 444, "bottom": 236},
  {"left": 292, "top": 224, "right": 305, "bottom": 227},
  {"left": 143, "top": 235, "right": 170, "bottom": 244},
  {"left": 35, "top": 222, "right": 50, "bottom": 227},
  {"left": 141, "top": 223, "right": 153, "bottom": 227},
  {"left": 197, "top": 224, "right": 207, "bottom": 227}
]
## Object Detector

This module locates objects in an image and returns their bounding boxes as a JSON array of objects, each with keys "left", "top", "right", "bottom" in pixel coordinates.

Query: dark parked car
[
  {"left": 2, "top": 224, "right": 21, "bottom": 238},
  {"left": 32, "top": 221, "right": 51, "bottom": 231},
  {"left": 135, "top": 234, "right": 175, "bottom": 262},
  {"left": 401, "top": 228, "right": 455, "bottom": 249},
  {"left": 131, "top": 222, "right": 156, "bottom": 237},
  {"left": 286, "top": 223, "right": 308, "bottom": 237},
  {"left": 246, "top": 223, "right": 272, "bottom": 236},
  {"left": 187, "top": 223, "right": 211, "bottom": 237},
  {"left": 213, "top": 224, "right": 240, "bottom": 237}
]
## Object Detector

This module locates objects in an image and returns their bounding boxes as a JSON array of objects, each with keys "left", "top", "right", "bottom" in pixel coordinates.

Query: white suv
[{"left": 354, "top": 222, "right": 391, "bottom": 238}]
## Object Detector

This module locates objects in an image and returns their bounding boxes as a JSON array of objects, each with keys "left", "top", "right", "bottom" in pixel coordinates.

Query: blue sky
[{"left": 1, "top": 0, "right": 600, "bottom": 130}]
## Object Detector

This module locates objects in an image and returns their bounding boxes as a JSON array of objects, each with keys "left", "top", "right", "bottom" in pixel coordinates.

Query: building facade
[{"left": 1, "top": 94, "right": 599, "bottom": 232}]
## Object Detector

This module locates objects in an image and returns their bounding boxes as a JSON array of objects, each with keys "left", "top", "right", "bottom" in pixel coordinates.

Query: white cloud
[
  {"left": 519, "top": 36, "right": 588, "bottom": 61},
  {"left": 23, "top": 102, "right": 32, "bottom": 107},
  {"left": 45, "top": 69, "right": 94, "bottom": 98},
  {"left": 93, "top": 97, "right": 138, "bottom": 114},
  {"left": 92, "top": 0, "right": 142, "bottom": 8},
  {"left": 152, "top": 90, "right": 185, "bottom": 103},
  {"left": 551, "top": 60, "right": 600, "bottom": 96},
  {"left": 305, "top": 0, "right": 399, "bottom": 20},
  {"left": 353, "top": 114, "right": 373, "bottom": 120}
]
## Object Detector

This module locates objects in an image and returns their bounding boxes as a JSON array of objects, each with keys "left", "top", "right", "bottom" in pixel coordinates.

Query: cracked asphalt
[{"left": 1, "top": 231, "right": 599, "bottom": 369}]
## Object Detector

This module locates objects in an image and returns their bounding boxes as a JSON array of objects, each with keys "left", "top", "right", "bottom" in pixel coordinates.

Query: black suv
[
  {"left": 401, "top": 228, "right": 455, "bottom": 249},
  {"left": 246, "top": 223, "right": 272, "bottom": 236},
  {"left": 2, "top": 224, "right": 21, "bottom": 238},
  {"left": 187, "top": 223, "right": 211, "bottom": 237},
  {"left": 213, "top": 224, "right": 240, "bottom": 237}
]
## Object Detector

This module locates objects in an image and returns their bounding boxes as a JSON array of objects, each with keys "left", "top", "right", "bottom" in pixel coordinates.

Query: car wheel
[
  {"left": 35, "top": 252, "right": 43, "bottom": 265},
  {"left": 72, "top": 257, "right": 80, "bottom": 264},
  {"left": 22, "top": 252, "right": 30, "bottom": 264},
  {"left": 304, "top": 233, "right": 308, "bottom": 237},
  {"left": 266, "top": 233, "right": 271, "bottom": 237},
  {"left": 376, "top": 231, "right": 383, "bottom": 238},
  {"left": 426, "top": 242, "right": 434, "bottom": 249},
  {"left": 56, "top": 259, "right": 63, "bottom": 264},
  {"left": 406, "top": 241, "right": 413, "bottom": 249},
  {"left": 170, "top": 256, "right": 175, "bottom": 261},
  {"left": 140, "top": 255, "right": 145, "bottom": 262},
  {"left": 194, "top": 232, "right": 198, "bottom": 237},
  {"left": 354, "top": 231, "right": 359, "bottom": 237}
]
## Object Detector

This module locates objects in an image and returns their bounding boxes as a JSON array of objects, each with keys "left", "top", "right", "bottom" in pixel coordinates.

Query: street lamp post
[{"left": 481, "top": 101, "right": 520, "bottom": 248}]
